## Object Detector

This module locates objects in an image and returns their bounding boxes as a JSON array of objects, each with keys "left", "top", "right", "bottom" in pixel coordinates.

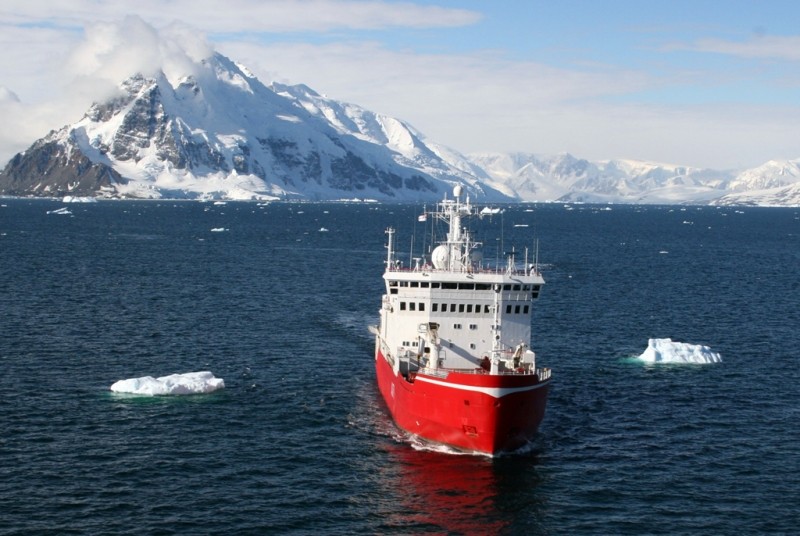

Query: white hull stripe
[{"left": 413, "top": 375, "right": 550, "bottom": 398}]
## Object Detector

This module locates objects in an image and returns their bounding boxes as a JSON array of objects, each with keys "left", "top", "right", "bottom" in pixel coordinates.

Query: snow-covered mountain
[
  {"left": 0, "top": 53, "right": 505, "bottom": 202},
  {"left": 468, "top": 152, "right": 800, "bottom": 206},
  {"left": 1, "top": 50, "right": 798, "bottom": 206}
]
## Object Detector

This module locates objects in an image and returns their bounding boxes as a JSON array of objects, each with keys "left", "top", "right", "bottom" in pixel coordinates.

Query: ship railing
[
  {"left": 418, "top": 368, "right": 450, "bottom": 378},
  {"left": 420, "top": 366, "right": 545, "bottom": 377},
  {"left": 537, "top": 368, "right": 552, "bottom": 381},
  {"left": 386, "top": 266, "right": 536, "bottom": 277}
]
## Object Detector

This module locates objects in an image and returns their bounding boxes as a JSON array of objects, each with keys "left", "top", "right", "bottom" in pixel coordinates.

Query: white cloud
[
  {"left": 0, "top": 86, "right": 21, "bottom": 103},
  {"left": 0, "top": 0, "right": 480, "bottom": 32},
  {"left": 66, "top": 16, "right": 213, "bottom": 89},
  {"left": 669, "top": 35, "right": 800, "bottom": 61}
]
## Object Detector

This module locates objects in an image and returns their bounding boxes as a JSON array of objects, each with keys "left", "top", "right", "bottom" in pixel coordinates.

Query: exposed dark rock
[{"left": 0, "top": 134, "right": 124, "bottom": 197}]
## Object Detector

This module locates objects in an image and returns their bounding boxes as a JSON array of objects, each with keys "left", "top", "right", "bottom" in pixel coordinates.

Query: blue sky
[{"left": 1, "top": 0, "right": 799, "bottom": 169}]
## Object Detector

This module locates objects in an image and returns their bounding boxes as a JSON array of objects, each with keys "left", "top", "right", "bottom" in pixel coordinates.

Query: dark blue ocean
[{"left": 1, "top": 199, "right": 798, "bottom": 535}]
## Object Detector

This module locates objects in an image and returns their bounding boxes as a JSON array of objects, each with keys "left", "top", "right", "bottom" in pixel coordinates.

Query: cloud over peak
[{"left": 66, "top": 15, "right": 214, "bottom": 88}]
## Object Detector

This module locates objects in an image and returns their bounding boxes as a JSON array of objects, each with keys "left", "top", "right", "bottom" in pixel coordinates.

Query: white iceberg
[
  {"left": 110, "top": 371, "right": 225, "bottom": 395},
  {"left": 637, "top": 338, "right": 721, "bottom": 364},
  {"left": 480, "top": 207, "right": 503, "bottom": 215},
  {"left": 47, "top": 207, "right": 72, "bottom": 215}
]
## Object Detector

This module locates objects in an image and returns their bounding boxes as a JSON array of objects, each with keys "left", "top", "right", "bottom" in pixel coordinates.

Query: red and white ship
[{"left": 371, "top": 186, "right": 552, "bottom": 456}]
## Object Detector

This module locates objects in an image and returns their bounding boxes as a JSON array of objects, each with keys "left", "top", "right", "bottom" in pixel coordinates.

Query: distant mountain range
[
  {"left": 470, "top": 153, "right": 800, "bottom": 207},
  {"left": 1, "top": 51, "right": 798, "bottom": 207}
]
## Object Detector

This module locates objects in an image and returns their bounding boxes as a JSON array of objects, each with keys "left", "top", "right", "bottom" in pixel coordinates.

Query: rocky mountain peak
[{"left": 0, "top": 52, "right": 500, "bottom": 201}]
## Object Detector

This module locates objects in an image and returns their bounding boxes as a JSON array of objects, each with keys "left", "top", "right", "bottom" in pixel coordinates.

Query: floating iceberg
[
  {"left": 110, "top": 371, "right": 225, "bottom": 395},
  {"left": 637, "top": 338, "right": 721, "bottom": 364},
  {"left": 480, "top": 207, "right": 503, "bottom": 215},
  {"left": 47, "top": 207, "right": 72, "bottom": 215}
]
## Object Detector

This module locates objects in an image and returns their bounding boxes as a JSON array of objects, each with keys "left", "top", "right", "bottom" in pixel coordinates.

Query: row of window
[
  {"left": 390, "top": 281, "right": 541, "bottom": 292},
  {"left": 398, "top": 301, "right": 530, "bottom": 315}
]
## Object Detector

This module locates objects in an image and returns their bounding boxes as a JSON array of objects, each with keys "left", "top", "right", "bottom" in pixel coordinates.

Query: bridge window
[{"left": 532, "top": 285, "right": 541, "bottom": 299}]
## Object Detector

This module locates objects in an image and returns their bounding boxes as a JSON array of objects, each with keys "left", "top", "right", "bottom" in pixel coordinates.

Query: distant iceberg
[
  {"left": 637, "top": 338, "right": 721, "bottom": 364},
  {"left": 47, "top": 207, "right": 72, "bottom": 215},
  {"left": 110, "top": 371, "right": 225, "bottom": 395}
]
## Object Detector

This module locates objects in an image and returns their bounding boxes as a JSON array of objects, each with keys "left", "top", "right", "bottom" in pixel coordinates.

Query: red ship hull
[{"left": 375, "top": 349, "right": 550, "bottom": 455}]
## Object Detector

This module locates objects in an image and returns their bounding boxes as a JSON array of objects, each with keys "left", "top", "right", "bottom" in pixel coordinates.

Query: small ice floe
[
  {"left": 210, "top": 227, "right": 228, "bottom": 232},
  {"left": 637, "top": 338, "right": 721, "bottom": 364},
  {"left": 480, "top": 207, "right": 503, "bottom": 215},
  {"left": 110, "top": 371, "right": 225, "bottom": 395},
  {"left": 47, "top": 207, "right": 72, "bottom": 215},
  {"left": 318, "top": 227, "right": 329, "bottom": 232}
]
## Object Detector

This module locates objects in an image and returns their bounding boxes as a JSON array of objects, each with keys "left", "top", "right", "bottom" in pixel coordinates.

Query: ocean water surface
[{"left": 1, "top": 199, "right": 798, "bottom": 534}]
